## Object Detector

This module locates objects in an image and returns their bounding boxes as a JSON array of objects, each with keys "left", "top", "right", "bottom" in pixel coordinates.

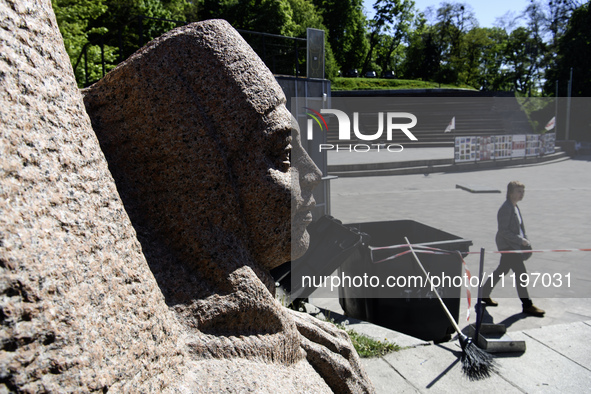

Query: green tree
[
  {"left": 53, "top": 0, "right": 194, "bottom": 86},
  {"left": 284, "top": 0, "right": 325, "bottom": 36},
  {"left": 198, "top": 0, "right": 292, "bottom": 34},
  {"left": 477, "top": 27, "right": 510, "bottom": 91},
  {"left": 457, "top": 27, "right": 490, "bottom": 88},
  {"left": 401, "top": 23, "right": 440, "bottom": 81},
  {"left": 377, "top": 0, "right": 422, "bottom": 75},
  {"left": 401, "top": 2, "right": 477, "bottom": 85},
  {"left": 91, "top": 0, "right": 191, "bottom": 60},
  {"left": 197, "top": 0, "right": 303, "bottom": 76},
  {"left": 544, "top": 2, "right": 591, "bottom": 96},
  {"left": 511, "top": 1, "right": 584, "bottom": 95},
  {"left": 361, "top": 0, "right": 419, "bottom": 75},
  {"left": 432, "top": 2, "right": 477, "bottom": 85},
  {"left": 199, "top": 0, "right": 337, "bottom": 78},
  {"left": 52, "top": 0, "right": 112, "bottom": 86},
  {"left": 504, "top": 26, "right": 547, "bottom": 94},
  {"left": 312, "top": 0, "right": 369, "bottom": 72}
]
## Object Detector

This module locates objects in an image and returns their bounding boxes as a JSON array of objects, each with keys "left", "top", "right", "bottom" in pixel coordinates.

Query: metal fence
[{"left": 73, "top": 15, "right": 306, "bottom": 87}]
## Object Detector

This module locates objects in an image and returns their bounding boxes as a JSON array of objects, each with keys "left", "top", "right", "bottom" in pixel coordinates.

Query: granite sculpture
[
  {"left": 1, "top": 0, "right": 183, "bottom": 391},
  {"left": 0, "top": 1, "right": 374, "bottom": 391}
]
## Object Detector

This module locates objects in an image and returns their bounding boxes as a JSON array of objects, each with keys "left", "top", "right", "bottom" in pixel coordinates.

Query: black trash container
[
  {"left": 338, "top": 220, "right": 472, "bottom": 342},
  {"left": 272, "top": 215, "right": 362, "bottom": 303}
]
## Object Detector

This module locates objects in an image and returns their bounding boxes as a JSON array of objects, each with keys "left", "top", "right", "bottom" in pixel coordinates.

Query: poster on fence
[
  {"left": 477, "top": 136, "right": 494, "bottom": 161},
  {"left": 494, "top": 135, "right": 513, "bottom": 160},
  {"left": 541, "top": 133, "right": 556, "bottom": 154},
  {"left": 454, "top": 136, "right": 478, "bottom": 162},
  {"left": 526, "top": 134, "right": 540, "bottom": 157},
  {"left": 512, "top": 134, "right": 526, "bottom": 158}
]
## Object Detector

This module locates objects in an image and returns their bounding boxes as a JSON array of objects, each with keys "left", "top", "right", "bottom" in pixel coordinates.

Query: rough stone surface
[
  {"left": 0, "top": 0, "right": 186, "bottom": 392},
  {"left": 1, "top": 2, "right": 374, "bottom": 391}
]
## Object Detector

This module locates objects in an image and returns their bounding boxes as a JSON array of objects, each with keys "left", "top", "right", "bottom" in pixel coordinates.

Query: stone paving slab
[
  {"left": 328, "top": 157, "right": 591, "bottom": 306},
  {"left": 360, "top": 357, "right": 420, "bottom": 393},
  {"left": 378, "top": 341, "right": 520, "bottom": 393},
  {"left": 519, "top": 321, "right": 591, "bottom": 370},
  {"left": 496, "top": 328, "right": 591, "bottom": 393},
  {"left": 360, "top": 321, "right": 591, "bottom": 393}
]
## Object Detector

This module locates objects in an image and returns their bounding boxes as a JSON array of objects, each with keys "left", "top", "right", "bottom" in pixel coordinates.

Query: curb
[
  {"left": 328, "top": 151, "right": 570, "bottom": 178},
  {"left": 304, "top": 303, "right": 430, "bottom": 349}
]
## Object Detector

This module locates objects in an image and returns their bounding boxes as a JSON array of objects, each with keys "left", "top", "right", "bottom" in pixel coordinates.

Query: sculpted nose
[{"left": 299, "top": 154, "right": 322, "bottom": 190}]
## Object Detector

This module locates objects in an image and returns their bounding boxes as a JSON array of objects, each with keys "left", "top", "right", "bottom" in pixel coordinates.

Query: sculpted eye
[
  {"left": 265, "top": 116, "right": 293, "bottom": 172},
  {"left": 269, "top": 129, "right": 291, "bottom": 172},
  {"left": 278, "top": 141, "right": 291, "bottom": 172}
]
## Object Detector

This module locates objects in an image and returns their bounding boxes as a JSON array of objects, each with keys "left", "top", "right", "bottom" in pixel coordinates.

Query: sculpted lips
[{"left": 293, "top": 200, "right": 315, "bottom": 227}]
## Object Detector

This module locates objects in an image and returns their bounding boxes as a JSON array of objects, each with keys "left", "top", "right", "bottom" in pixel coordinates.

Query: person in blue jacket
[{"left": 482, "top": 181, "right": 545, "bottom": 317}]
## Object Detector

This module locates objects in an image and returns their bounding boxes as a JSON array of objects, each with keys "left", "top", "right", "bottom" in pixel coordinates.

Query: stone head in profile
[
  {"left": 84, "top": 19, "right": 319, "bottom": 275},
  {"left": 83, "top": 19, "right": 372, "bottom": 392}
]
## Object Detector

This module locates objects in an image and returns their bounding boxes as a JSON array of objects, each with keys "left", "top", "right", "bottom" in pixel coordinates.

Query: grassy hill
[{"left": 331, "top": 77, "right": 477, "bottom": 91}]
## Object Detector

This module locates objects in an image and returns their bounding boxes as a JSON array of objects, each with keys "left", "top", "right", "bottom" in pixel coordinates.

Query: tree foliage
[
  {"left": 544, "top": 2, "right": 591, "bottom": 96},
  {"left": 52, "top": 0, "right": 110, "bottom": 86},
  {"left": 312, "top": 0, "right": 368, "bottom": 72},
  {"left": 361, "top": 0, "right": 420, "bottom": 76},
  {"left": 198, "top": 0, "right": 292, "bottom": 34},
  {"left": 53, "top": 0, "right": 195, "bottom": 86},
  {"left": 52, "top": 0, "right": 588, "bottom": 94}
]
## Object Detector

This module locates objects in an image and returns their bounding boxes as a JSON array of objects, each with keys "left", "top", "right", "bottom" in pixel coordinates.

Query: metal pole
[
  {"left": 84, "top": 44, "right": 88, "bottom": 87},
  {"left": 555, "top": 80, "right": 558, "bottom": 135},
  {"left": 262, "top": 35, "right": 266, "bottom": 65},
  {"left": 294, "top": 39, "right": 299, "bottom": 78},
  {"left": 566, "top": 68, "right": 573, "bottom": 140},
  {"left": 139, "top": 15, "right": 143, "bottom": 47},
  {"left": 118, "top": 24, "right": 123, "bottom": 63},
  {"left": 475, "top": 248, "right": 485, "bottom": 343},
  {"left": 101, "top": 36, "right": 105, "bottom": 78}
]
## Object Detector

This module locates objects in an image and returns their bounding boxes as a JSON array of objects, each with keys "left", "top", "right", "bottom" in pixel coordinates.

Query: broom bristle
[{"left": 461, "top": 339, "right": 497, "bottom": 380}]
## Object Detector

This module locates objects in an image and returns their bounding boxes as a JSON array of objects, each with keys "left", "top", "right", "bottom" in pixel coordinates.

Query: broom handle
[{"left": 405, "top": 237, "right": 462, "bottom": 336}]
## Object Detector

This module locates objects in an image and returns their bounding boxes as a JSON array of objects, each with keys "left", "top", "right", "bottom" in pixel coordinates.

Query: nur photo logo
[
  {"left": 304, "top": 107, "right": 328, "bottom": 140},
  {"left": 304, "top": 106, "right": 418, "bottom": 152}
]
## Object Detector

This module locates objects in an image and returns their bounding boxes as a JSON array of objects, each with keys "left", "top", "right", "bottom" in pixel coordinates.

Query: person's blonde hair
[{"left": 506, "top": 181, "right": 525, "bottom": 200}]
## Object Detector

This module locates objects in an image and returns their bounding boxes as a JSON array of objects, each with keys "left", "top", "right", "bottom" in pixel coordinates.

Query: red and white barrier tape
[
  {"left": 370, "top": 244, "right": 590, "bottom": 321},
  {"left": 371, "top": 245, "right": 591, "bottom": 264},
  {"left": 483, "top": 248, "right": 591, "bottom": 254},
  {"left": 458, "top": 251, "right": 473, "bottom": 321}
]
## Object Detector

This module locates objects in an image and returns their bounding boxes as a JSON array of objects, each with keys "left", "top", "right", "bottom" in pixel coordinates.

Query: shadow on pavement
[
  {"left": 426, "top": 351, "right": 461, "bottom": 389},
  {"left": 572, "top": 154, "right": 591, "bottom": 161},
  {"left": 498, "top": 313, "right": 529, "bottom": 330}
]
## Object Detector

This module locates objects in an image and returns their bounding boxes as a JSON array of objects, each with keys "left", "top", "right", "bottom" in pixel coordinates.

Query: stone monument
[
  {"left": 1, "top": 1, "right": 374, "bottom": 392},
  {"left": 1, "top": 0, "right": 184, "bottom": 391}
]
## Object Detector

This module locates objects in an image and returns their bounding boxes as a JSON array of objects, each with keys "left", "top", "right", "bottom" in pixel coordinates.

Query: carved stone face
[
  {"left": 79, "top": 21, "right": 372, "bottom": 391},
  {"left": 231, "top": 102, "right": 321, "bottom": 269},
  {"left": 83, "top": 19, "right": 320, "bottom": 274}
]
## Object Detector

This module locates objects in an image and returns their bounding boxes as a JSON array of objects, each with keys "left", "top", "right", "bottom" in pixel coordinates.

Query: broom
[{"left": 404, "top": 237, "right": 496, "bottom": 380}]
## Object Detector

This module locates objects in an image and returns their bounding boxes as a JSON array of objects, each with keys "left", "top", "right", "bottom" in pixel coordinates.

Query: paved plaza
[{"left": 310, "top": 150, "right": 591, "bottom": 392}]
